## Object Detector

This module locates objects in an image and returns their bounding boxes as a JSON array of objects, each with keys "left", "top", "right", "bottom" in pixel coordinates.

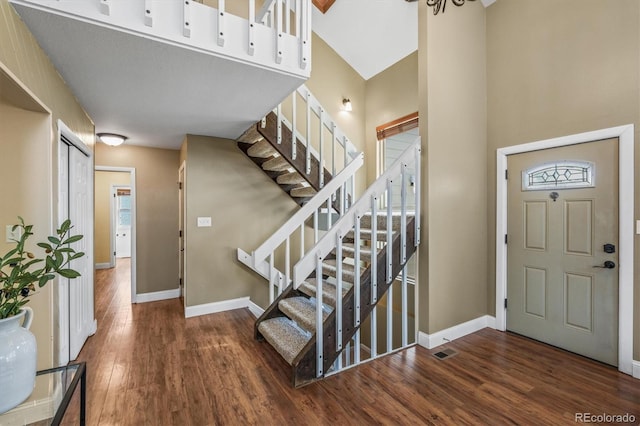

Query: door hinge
[
  {"left": 179, "top": 278, "right": 183, "bottom": 286},
  {"left": 113, "top": 251, "right": 116, "bottom": 256},
  {"left": 504, "top": 298, "right": 508, "bottom": 309},
  {"left": 504, "top": 234, "right": 508, "bottom": 244},
  {"left": 179, "top": 230, "right": 183, "bottom": 238},
  {"left": 178, "top": 182, "right": 183, "bottom": 190},
  {"left": 505, "top": 169, "right": 509, "bottom": 180}
]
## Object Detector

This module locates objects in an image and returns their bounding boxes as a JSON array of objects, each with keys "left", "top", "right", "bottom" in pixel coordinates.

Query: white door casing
[
  {"left": 495, "top": 125, "right": 634, "bottom": 375},
  {"left": 179, "top": 162, "right": 186, "bottom": 308},
  {"left": 96, "top": 166, "right": 137, "bottom": 303}
]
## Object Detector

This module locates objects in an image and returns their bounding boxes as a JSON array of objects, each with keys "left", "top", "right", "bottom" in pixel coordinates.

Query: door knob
[{"left": 593, "top": 261, "right": 616, "bottom": 269}]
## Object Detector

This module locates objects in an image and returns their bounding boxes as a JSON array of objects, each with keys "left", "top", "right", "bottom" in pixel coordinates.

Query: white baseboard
[
  {"left": 633, "top": 360, "right": 640, "bottom": 379},
  {"left": 185, "top": 296, "right": 251, "bottom": 318},
  {"left": 247, "top": 301, "right": 265, "bottom": 318},
  {"left": 418, "top": 315, "right": 496, "bottom": 350},
  {"left": 95, "top": 263, "right": 112, "bottom": 270},
  {"left": 136, "top": 288, "right": 180, "bottom": 304}
]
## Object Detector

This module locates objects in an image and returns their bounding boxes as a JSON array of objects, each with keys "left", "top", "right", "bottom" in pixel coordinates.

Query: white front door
[{"left": 506, "top": 139, "right": 619, "bottom": 366}]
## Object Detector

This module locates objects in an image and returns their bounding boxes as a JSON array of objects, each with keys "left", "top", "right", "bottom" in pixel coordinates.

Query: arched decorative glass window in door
[{"left": 522, "top": 160, "right": 595, "bottom": 191}]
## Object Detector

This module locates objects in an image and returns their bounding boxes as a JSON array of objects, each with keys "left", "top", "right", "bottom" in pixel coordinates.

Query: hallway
[{"left": 60, "top": 261, "right": 640, "bottom": 425}]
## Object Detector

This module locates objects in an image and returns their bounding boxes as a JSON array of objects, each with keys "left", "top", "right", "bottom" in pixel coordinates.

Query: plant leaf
[
  {"left": 62, "top": 235, "right": 83, "bottom": 245},
  {"left": 57, "top": 269, "right": 81, "bottom": 279}
]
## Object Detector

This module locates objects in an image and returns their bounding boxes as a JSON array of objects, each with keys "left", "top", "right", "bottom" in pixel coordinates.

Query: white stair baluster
[
  {"left": 277, "top": 104, "right": 282, "bottom": 144},
  {"left": 217, "top": 0, "right": 226, "bottom": 47},
  {"left": 401, "top": 163, "right": 407, "bottom": 263},
  {"left": 144, "top": 0, "right": 153, "bottom": 27},
  {"left": 316, "top": 255, "right": 324, "bottom": 377},
  {"left": 291, "top": 92, "right": 297, "bottom": 160},
  {"left": 386, "top": 179, "right": 393, "bottom": 283},
  {"left": 386, "top": 280, "right": 393, "bottom": 353},
  {"left": 415, "top": 144, "right": 421, "bottom": 245},
  {"left": 336, "top": 233, "right": 343, "bottom": 351},
  {"left": 248, "top": 0, "right": 255, "bottom": 56},
  {"left": 275, "top": 0, "right": 283, "bottom": 64},
  {"left": 183, "top": 0, "right": 191, "bottom": 38},
  {"left": 319, "top": 107, "right": 324, "bottom": 188},
  {"left": 371, "top": 195, "right": 378, "bottom": 303},
  {"left": 401, "top": 265, "right": 408, "bottom": 347}
]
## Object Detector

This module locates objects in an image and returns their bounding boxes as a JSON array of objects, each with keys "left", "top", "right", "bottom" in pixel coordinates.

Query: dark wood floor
[{"left": 62, "top": 259, "right": 640, "bottom": 425}]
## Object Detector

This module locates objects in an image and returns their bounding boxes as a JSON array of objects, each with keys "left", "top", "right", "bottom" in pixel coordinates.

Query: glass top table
[{"left": 0, "top": 362, "right": 86, "bottom": 426}]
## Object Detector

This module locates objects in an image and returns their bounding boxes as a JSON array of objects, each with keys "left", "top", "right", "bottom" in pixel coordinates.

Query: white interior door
[
  {"left": 115, "top": 188, "right": 132, "bottom": 258},
  {"left": 507, "top": 139, "right": 619, "bottom": 366},
  {"left": 58, "top": 121, "right": 94, "bottom": 364}
]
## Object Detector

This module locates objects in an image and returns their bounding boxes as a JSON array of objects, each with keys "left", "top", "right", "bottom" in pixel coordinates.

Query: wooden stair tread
[
  {"left": 258, "top": 317, "right": 311, "bottom": 365},
  {"left": 279, "top": 296, "right": 329, "bottom": 334},
  {"left": 262, "top": 156, "right": 291, "bottom": 172},
  {"left": 298, "top": 278, "right": 350, "bottom": 309}
]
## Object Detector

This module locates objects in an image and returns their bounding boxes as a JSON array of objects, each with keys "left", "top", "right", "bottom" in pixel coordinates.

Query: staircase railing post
[
  {"left": 291, "top": 91, "right": 297, "bottom": 160},
  {"left": 386, "top": 179, "right": 393, "bottom": 284},
  {"left": 319, "top": 107, "right": 324, "bottom": 188},
  {"left": 401, "top": 163, "right": 407, "bottom": 263},
  {"left": 415, "top": 143, "right": 421, "bottom": 245},
  {"left": 275, "top": 0, "right": 283, "bottom": 63},
  {"left": 277, "top": 104, "right": 282, "bottom": 144},
  {"left": 386, "top": 281, "right": 393, "bottom": 353},
  {"left": 315, "top": 254, "right": 324, "bottom": 377},
  {"left": 401, "top": 265, "right": 408, "bottom": 347},
  {"left": 144, "top": 0, "right": 153, "bottom": 27},
  {"left": 217, "top": 0, "right": 225, "bottom": 46},
  {"left": 248, "top": 0, "right": 255, "bottom": 55},
  {"left": 335, "top": 233, "right": 343, "bottom": 352},
  {"left": 183, "top": 0, "right": 191, "bottom": 38},
  {"left": 305, "top": 90, "right": 312, "bottom": 174},
  {"left": 371, "top": 195, "right": 378, "bottom": 303}
]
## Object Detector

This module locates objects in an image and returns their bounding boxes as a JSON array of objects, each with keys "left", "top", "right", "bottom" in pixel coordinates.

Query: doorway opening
[
  {"left": 496, "top": 125, "right": 634, "bottom": 375},
  {"left": 95, "top": 166, "right": 137, "bottom": 303}
]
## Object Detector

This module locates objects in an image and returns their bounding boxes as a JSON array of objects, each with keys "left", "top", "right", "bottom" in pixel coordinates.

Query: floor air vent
[{"left": 432, "top": 348, "right": 458, "bottom": 360}]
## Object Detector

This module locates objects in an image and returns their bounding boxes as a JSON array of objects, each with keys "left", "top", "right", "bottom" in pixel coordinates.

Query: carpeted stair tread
[
  {"left": 236, "top": 126, "right": 263, "bottom": 144},
  {"left": 336, "top": 243, "right": 373, "bottom": 262},
  {"left": 290, "top": 186, "right": 317, "bottom": 198},
  {"left": 344, "top": 228, "right": 394, "bottom": 243},
  {"left": 361, "top": 212, "right": 415, "bottom": 231},
  {"left": 258, "top": 317, "right": 310, "bottom": 365},
  {"left": 277, "top": 171, "right": 306, "bottom": 185},
  {"left": 279, "top": 296, "right": 329, "bottom": 334},
  {"left": 322, "top": 259, "right": 356, "bottom": 282},
  {"left": 299, "top": 278, "right": 350, "bottom": 308},
  {"left": 247, "top": 139, "right": 278, "bottom": 158},
  {"left": 262, "top": 156, "right": 291, "bottom": 172}
]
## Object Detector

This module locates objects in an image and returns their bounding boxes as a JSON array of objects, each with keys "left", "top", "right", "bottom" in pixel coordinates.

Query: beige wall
[
  {"left": 418, "top": 1, "right": 488, "bottom": 333},
  {"left": 95, "top": 171, "right": 132, "bottom": 264},
  {"left": 307, "top": 34, "right": 367, "bottom": 194},
  {"left": 365, "top": 52, "right": 419, "bottom": 185},
  {"left": 486, "top": 0, "right": 640, "bottom": 359},
  {"left": 183, "top": 135, "right": 301, "bottom": 308},
  {"left": 96, "top": 144, "right": 180, "bottom": 294},
  {"left": 0, "top": 0, "right": 94, "bottom": 369}
]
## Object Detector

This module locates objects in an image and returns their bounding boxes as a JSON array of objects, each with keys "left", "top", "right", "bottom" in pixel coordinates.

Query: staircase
[
  {"left": 257, "top": 212, "right": 417, "bottom": 387},
  {"left": 238, "top": 85, "right": 421, "bottom": 387},
  {"left": 237, "top": 84, "right": 357, "bottom": 209}
]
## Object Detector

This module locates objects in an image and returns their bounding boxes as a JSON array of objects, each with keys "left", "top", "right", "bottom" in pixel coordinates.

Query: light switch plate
[
  {"left": 6, "top": 225, "right": 22, "bottom": 243},
  {"left": 197, "top": 217, "right": 212, "bottom": 227}
]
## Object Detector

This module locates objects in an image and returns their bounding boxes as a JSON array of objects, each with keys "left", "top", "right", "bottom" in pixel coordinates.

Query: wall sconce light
[
  {"left": 342, "top": 98, "right": 353, "bottom": 112},
  {"left": 97, "top": 133, "right": 128, "bottom": 147}
]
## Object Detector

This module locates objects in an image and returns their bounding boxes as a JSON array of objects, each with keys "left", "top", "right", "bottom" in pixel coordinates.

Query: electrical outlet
[{"left": 6, "top": 225, "right": 22, "bottom": 243}]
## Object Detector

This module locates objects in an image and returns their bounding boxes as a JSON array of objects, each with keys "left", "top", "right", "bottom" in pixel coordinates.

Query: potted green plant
[{"left": 0, "top": 217, "right": 84, "bottom": 414}]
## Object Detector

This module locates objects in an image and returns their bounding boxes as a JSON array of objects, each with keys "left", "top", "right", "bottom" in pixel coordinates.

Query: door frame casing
[
  {"left": 179, "top": 161, "right": 186, "bottom": 309},
  {"left": 95, "top": 166, "right": 137, "bottom": 303},
  {"left": 495, "top": 124, "right": 634, "bottom": 375}
]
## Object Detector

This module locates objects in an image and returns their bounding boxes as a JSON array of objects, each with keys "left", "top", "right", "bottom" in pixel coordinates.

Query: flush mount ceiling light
[
  {"left": 342, "top": 98, "right": 353, "bottom": 112},
  {"left": 426, "top": 0, "right": 476, "bottom": 15},
  {"left": 97, "top": 133, "right": 128, "bottom": 147}
]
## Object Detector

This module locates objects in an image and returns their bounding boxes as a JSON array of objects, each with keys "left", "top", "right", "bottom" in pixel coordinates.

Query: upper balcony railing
[{"left": 17, "top": 0, "right": 312, "bottom": 78}]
